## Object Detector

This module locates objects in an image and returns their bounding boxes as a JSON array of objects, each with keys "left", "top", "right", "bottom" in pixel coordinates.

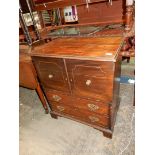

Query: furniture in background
[
  {"left": 19, "top": 45, "right": 49, "bottom": 113},
  {"left": 122, "top": 0, "right": 135, "bottom": 62},
  {"left": 121, "top": 35, "right": 135, "bottom": 62}
]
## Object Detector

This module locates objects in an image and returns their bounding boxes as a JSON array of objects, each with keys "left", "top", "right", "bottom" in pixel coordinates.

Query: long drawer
[
  {"left": 45, "top": 89, "right": 111, "bottom": 116},
  {"left": 51, "top": 102, "right": 110, "bottom": 128}
]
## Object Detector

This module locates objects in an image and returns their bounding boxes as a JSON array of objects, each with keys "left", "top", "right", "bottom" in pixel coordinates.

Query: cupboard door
[
  {"left": 66, "top": 59, "right": 114, "bottom": 102},
  {"left": 32, "top": 57, "right": 70, "bottom": 92}
]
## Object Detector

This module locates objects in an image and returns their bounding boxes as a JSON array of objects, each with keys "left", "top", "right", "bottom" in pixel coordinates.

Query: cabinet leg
[
  {"left": 103, "top": 131, "right": 112, "bottom": 139},
  {"left": 50, "top": 112, "right": 58, "bottom": 119},
  {"left": 36, "top": 84, "right": 49, "bottom": 114}
]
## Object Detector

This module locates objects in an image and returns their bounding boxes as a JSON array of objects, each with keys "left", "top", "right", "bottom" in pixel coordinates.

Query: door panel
[
  {"left": 32, "top": 57, "right": 70, "bottom": 92},
  {"left": 66, "top": 59, "right": 114, "bottom": 102}
]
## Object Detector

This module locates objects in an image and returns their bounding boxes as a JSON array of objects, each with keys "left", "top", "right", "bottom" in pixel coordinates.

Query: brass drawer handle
[
  {"left": 56, "top": 106, "right": 65, "bottom": 112},
  {"left": 48, "top": 74, "right": 53, "bottom": 79},
  {"left": 52, "top": 95, "right": 62, "bottom": 102},
  {"left": 88, "top": 116, "right": 99, "bottom": 122},
  {"left": 86, "top": 80, "right": 91, "bottom": 86},
  {"left": 87, "top": 104, "right": 99, "bottom": 111}
]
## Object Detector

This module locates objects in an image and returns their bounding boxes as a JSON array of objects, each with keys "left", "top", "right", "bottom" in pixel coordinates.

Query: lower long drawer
[{"left": 50, "top": 101, "right": 110, "bottom": 128}]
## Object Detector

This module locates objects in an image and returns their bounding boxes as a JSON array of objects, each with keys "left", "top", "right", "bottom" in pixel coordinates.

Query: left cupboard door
[{"left": 32, "top": 57, "right": 70, "bottom": 93}]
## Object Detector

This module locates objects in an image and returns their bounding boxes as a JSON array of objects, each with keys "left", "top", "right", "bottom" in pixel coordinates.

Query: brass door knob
[
  {"left": 87, "top": 104, "right": 99, "bottom": 111},
  {"left": 57, "top": 106, "right": 65, "bottom": 111},
  {"left": 48, "top": 74, "right": 53, "bottom": 79},
  {"left": 52, "top": 95, "right": 62, "bottom": 102},
  {"left": 88, "top": 116, "right": 99, "bottom": 122},
  {"left": 86, "top": 80, "right": 91, "bottom": 86}
]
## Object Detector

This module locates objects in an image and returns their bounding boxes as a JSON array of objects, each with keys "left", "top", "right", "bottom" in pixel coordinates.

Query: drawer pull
[
  {"left": 56, "top": 106, "right": 65, "bottom": 111},
  {"left": 88, "top": 116, "right": 99, "bottom": 122},
  {"left": 52, "top": 95, "right": 62, "bottom": 102},
  {"left": 87, "top": 104, "right": 99, "bottom": 111},
  {"left": 48, "top": 74, "right": 53, "bottom": 79},
  {"left": 86, "top": 80, "right": 91, "bottom": 86}
]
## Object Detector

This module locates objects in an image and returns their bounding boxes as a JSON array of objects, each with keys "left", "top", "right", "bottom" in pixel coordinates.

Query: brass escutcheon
[
  {"left": 88, "top": 116, "right": 99, "bottom": 122},
  {"left": 87, "top": 103, "right": 99, "bottom": 111},
  {"left": 56, "top": 106, "right": 65, "bottom": 111},
  {"left": 52, "top": 95, "right": 62, "bottom": 102}
]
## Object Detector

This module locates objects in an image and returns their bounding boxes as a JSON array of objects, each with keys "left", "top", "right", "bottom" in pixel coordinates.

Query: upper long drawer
[{"left": 32, "top": 56, "right": 70, "bottom": 92}]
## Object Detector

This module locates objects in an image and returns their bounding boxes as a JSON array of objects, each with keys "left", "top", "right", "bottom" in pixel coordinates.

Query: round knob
[
  {"left": 48, "top": 74, "right": 53, "bottom": 79},
  {"left": 86, "top": 80, "right": 91, "bottom": 86}
]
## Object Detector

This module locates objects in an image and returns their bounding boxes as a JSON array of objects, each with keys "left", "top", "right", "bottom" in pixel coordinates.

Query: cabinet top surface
[{"left": 31, "top": 36, "right": 124, "bottom": 61}]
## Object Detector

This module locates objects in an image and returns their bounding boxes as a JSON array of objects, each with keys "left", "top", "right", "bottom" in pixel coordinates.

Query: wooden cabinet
[
  {"left": 19, "top": 46, "right": 49, "bottom": 113},
  {"left": 31, "top": 36, "right": 123, "bottom": 138},
  {"left": 20, "top": 54, "right": 38, "bottom": 89}
]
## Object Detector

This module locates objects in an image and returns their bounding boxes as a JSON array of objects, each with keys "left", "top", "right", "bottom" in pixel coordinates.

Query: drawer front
[
  {"left": 45, "top": 89, "right": 73, "bottom": 104},
  {"left": 66, "top": 59, "right": 114, "bottom": 102},
  {"left": 73, "top": 97, "right": 110, "bottom": 116},
  {"left": 51, "top": 102, "right": 110, "bottom": 128},
  {"left": 45, "top": 89, "right": 110, "bottom": 116},
  {"left": 32, "top": 57, "right": 70, "bottom": 92}
]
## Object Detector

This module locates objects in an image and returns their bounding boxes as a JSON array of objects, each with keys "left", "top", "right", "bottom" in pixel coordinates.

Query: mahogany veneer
[{"left": 31, "top": 36, "right": 123, "bottom": 138}]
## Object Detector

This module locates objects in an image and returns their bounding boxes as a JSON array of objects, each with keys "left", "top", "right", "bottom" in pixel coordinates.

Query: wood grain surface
[{"left": 31, "top": 37, "right": 124, "bottom": 61}]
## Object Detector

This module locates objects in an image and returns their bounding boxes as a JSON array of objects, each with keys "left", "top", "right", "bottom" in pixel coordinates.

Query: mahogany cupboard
[
  {"left": 19, "top": 0, "right": 135, "bottom": 138},
  {"left": 31, "top": 36, "right": 123, "bottom": 138}
]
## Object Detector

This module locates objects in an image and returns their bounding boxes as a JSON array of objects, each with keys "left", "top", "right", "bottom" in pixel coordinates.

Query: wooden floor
[{"left": 19, "top": 59, "right": 135, "bottom": 155}]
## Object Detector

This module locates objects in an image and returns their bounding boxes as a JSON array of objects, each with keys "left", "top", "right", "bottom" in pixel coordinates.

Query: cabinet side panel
[{"left": 111, "top": 55, "right": 121, "bottom": 130}]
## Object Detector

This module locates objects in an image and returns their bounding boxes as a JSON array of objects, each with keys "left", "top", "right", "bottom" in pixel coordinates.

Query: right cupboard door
[{"left": 66, "top": 59, "right": 114, "bottom": 102}]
